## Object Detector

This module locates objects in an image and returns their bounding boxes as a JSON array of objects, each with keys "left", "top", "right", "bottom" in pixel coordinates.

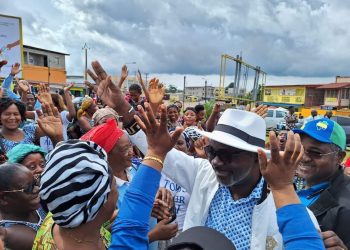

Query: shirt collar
[{"left": 114, "top": 168, "right": 133, "bottom": 188}]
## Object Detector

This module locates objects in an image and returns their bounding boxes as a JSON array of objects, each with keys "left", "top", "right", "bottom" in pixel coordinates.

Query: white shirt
[{"left": 159, "top": 173, "right": 190, "bottom": 231}]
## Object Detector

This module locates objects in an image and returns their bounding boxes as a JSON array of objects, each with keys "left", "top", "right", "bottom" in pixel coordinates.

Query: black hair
[
  {"left": 0, "top": 163, "right": 28, "bottom": 191},
  {"left": 167, "top": 104, "right": 179, "bottom": 111},
  {"left": 0, "top": 98, "right": 26, "bottom": 122},
  {"left": 129, "top": 84, "right": 142, "bottom": 94},
  {"left": 194, "top": 104, "right": 204, "bottom": 113},
  {"left": 184, "top": 107, "right": 197, "bottom": 114}
]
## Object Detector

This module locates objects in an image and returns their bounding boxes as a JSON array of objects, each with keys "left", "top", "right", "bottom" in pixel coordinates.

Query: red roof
[{"left": 317, "top": 82, "right": 350, "bottom": 89}]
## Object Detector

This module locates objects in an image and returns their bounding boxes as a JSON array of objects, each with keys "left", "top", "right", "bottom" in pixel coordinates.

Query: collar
[{"left": 114, "top": 168, "right": 132, "bottom": 188}]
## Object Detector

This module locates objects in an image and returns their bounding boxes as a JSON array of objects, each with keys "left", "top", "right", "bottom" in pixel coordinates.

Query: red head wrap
[{"left": 80, "top": 118, "right": 124, "bottom": 153}]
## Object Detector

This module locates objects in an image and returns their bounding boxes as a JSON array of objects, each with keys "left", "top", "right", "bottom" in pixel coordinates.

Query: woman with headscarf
[
  {"left": 6, "top": 144, "right": 46, "bottom": 179},
  {"left": 33, "top": 140, "right": 117, "bottom": 249},
  {"left": 0, "top": 163, "right": 45, "bottom": 250},
  {"left": 92, "top": 107, "right": 120, "bottom": 126},
  {"left": 77, "top": 97, "right": 98, "bottom": 134},
  {"left": 81, "top": 118, "right": 177, "bottom": 248}
]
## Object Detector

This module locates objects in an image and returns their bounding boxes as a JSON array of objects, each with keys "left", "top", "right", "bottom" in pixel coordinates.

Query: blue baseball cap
[{"left": 293, "top": 118, "right": 346, "bottom": 150}]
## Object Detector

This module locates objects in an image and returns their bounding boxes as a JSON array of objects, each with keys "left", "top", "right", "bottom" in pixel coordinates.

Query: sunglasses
[
  {"left": 1, "top": 177, "right": 40, "bottom": 194},
  {"left": 204, "top": 146, "right": 248, "bottom": 162}
]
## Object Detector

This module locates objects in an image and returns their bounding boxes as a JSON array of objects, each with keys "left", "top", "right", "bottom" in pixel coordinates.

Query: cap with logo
[{"left": 293, "top": 118, "right": 346, "bottom": 150}]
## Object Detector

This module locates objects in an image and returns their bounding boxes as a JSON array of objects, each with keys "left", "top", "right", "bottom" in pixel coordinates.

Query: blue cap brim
[{"left": 293, "top": 128, "right": 332, "bottom": 144}]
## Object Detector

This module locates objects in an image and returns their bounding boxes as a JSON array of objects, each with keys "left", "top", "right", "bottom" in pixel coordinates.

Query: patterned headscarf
[
  {"left": 92, "top": 107, "right": 119, "bottom": 126},
  {"left": 6, "top": 144, "right": 46, "bottom": 164},
  {"left": 77, "top": 97, "right": 93, "bottom": 119},
  {"left": 40, "top": 140, "right": 112, "bottom": 228}
]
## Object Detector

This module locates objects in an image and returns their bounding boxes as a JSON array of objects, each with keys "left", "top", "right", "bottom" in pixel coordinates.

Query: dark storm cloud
[{"left": 2, "top": 0, "right": 350, "bottom": 78}]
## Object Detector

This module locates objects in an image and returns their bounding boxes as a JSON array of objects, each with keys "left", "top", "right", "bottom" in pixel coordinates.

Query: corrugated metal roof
[{"left": 317, "top": 82, "right": 350, "bottom": 89}]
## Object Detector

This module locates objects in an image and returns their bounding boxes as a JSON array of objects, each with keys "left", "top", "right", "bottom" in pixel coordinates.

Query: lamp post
[
  {"left": 183, "top": 76, "right": 186, "bottom": 108},
  {"left": 202, "top": 77, "right": 208, "bottom": 103},
  {"left": 82, "top": 43, "right": 90, "bottom": 96}
]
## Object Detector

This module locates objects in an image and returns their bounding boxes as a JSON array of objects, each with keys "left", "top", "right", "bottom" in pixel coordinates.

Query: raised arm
[
  {"left": 258, "top": 131, "right": 323, "bottom": 250},
  {"left": 206, "top": 103, "right": 222, "bottom": 132},
  {"left": 63, "top": 83, "right": 76, "bottom": 122},
  {"left": 110, "top": 103, "right": 182, "bottom": 249}
]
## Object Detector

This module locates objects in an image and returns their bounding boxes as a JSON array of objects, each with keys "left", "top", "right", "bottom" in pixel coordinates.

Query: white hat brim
[{"left": 196, "top": 129, "right": 271, "bottom": 157}]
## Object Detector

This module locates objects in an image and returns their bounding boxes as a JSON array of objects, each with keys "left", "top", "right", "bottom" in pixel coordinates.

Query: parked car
[
  {"left": 264, "top": 108, "right": 288, "bottom": 130},
  {"left": 331, "top": 116, "right": 350, "bottom": 146}
]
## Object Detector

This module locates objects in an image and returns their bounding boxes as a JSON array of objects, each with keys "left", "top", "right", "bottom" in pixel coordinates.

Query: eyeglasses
[
  {"left": 304, "top": 150, "right": 338, "bottom": 159},
  {"left": 1, "top": 177, "right": 40, "bottom": 194},
  {"left": 204, "top": 146, "right": 248, "bottom": 162}
]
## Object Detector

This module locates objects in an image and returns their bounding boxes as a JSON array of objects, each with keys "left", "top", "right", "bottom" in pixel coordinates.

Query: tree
[{"left": 166, "top": 84, "right": 178, "bottom": 93}]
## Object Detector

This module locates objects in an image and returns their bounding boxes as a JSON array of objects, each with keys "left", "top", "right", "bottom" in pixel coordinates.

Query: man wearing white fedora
[{"left": 88, "top": 61, "right": 319, "bottom": 250}]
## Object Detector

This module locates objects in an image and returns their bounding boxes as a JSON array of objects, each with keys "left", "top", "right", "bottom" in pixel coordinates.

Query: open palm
[
  {"left": 37, "top": 103, "right": 63, "bottom": 139},
  {"left": 148, "top": 78, "right": 165, "bottom": 104}
]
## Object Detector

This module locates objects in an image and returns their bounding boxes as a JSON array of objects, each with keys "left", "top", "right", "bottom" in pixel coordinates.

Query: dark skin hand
[
  {"left": 3, "top": 225, "right": 36, "bottom": 250},
  {"left": 321, "top": 231, "right": 347, "bottom": 250}
]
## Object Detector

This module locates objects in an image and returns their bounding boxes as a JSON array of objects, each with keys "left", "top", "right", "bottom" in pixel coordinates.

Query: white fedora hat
[{"left": 197, "top": 109, "right": 270, "bottom": 155}]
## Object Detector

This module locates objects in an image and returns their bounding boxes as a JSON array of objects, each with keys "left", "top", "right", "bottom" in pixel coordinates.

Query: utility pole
[
  {"left": 183, "top": 76, "right": 186, "bottom": 108},
  {"left": 82, "top": 43, "right": 89, "bottom": 81},
  {"left": 205, "top": 80, "right": 207, "bottom": 103},
  {"left": 145, "top": 73, "right": 149, "bottom": 88},
  {"left": 48, "top": 59, "right": 50, "bottom": 85}
]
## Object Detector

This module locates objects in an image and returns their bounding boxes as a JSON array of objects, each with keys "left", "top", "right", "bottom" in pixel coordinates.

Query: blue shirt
[
  {"left": 297, "top": 182, "right": 329, "bottom": 207},
  {"left": 205, "top": 177, "right": 264, "bottom": 250},
  {"left": 277, "top": 204, "right": 325, "bottom": 250},
  {"left": 110, "top": 164, "right": 161, "bottom": 250}
]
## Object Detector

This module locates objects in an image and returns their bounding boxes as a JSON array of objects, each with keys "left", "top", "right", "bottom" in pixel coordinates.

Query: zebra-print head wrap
[{"left": 40, "top": 140, "right": 112, "bottom": 228}]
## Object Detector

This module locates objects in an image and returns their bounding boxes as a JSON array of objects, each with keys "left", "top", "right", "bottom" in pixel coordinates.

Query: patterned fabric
[
  {"left": 294, "top": 176, "right": 306, "bottom": 191},
  {"left": 284, "top": 113, "right": 298, "bottom": 130},
  {"left": 0, "top": 207, "right": 46, "bottom": 232},
  {"left": 205, "top": 177, "right": 264, "bottom": 250},
  {"left": 32, "top": 213, "right": 111, "bottom": 250},
  {"left": 0, "top": 122, "right": 36, "bottom": 153},
  {"left": 40, "top": 140, "right": 112, "bottom": 228}
]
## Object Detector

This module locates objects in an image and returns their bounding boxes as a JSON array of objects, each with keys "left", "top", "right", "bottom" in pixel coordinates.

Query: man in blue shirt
[{"left": 294, "top": 119, "right": 350, "bottom": 249}]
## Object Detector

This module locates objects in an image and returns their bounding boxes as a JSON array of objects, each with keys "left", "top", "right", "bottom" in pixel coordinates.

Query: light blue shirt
[{"left": 205, "top": 177, "right": 264, "bottom": 250}]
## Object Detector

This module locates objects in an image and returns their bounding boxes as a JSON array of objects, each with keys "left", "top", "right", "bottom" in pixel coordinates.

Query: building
[
  {"left": 66, "top": 75, "right": 87, "bottom": 97},
  {"left": 22, "top": 45, "right": 69, "bottom": 92},
  {"left": 263, "top": 83, "right": 324, "bottom": 108},
  {"left": 185, "top": 86, "right": 218, "bottom": 100},
  {"left": 317, "top": 76, "right": 350, "bottom": 109}
]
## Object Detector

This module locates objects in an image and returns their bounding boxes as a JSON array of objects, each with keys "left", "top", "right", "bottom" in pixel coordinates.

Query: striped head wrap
[{"left": 40, "top": 140, "right": 112, "bottom": 228}]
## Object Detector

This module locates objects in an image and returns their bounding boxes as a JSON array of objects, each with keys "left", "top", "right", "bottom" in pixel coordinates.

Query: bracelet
[
  {"left": 124, "top": 119, "right": 141, "bottom": 135},
  {"left": 144, "top": 156, "right": 164, "bottom": 168}
]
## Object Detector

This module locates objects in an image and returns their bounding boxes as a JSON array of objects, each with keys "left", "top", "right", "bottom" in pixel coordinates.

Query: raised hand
[
  {"left": 17, "top": 79, "right": 30, "bottom": 93},
  {"left": 36, "top": 102, "right": 63, "bottom": 142},
  {"left": 148, "top": 78, "right": 165, "bottom": 104},
  {"left": 118, "top": 65, "right": 128, "bottom": 88},
  {"left": 137, "top": 69, "right": 150, "bottom": 101},
  {"left": 135, "top": 102, "right": 183, "bottom": 160},
  {"left": 89, "top": 61, "right": 124, "bottom": 109},
  {"left": 10, "top": 63, "right": 21, "bottom": 76},
  {"left": 37, "top": 83, "right": 53, "bottom": 105},
  {"left": 252, "top": 104, "right": 268, "bottom": 119},
  {"left": 84, "top": 80, "right": 98, "bottom": 93},
  {"left": 258, "top": 131, "right": 304, "bottom": 191},
  {"left": 194, "top": 137, "right": 209, "bottom": 159},
  {"left": 63, "top": 82, "right": 74, "bottom": 92}
]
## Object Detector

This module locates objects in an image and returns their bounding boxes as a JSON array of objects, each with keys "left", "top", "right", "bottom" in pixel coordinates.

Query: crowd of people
[{"left": 0, "top": 60, "right": 349, "bottom": 250}]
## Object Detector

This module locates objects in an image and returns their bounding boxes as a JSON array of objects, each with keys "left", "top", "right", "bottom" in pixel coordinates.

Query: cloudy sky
[{"left": 2, "top": 0, "right": 349, "bottom": 89}]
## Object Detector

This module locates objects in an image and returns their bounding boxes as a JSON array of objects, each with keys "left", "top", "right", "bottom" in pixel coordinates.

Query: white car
[{"left": 264, "top": 108, "right": 288, "bottom": 130}]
